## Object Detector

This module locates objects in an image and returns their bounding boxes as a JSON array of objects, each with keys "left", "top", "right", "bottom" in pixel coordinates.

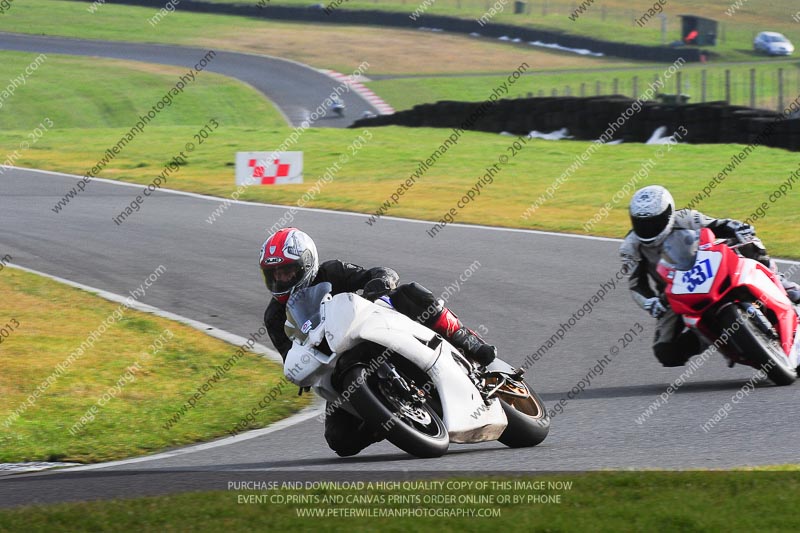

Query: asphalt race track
[
  {"left": 0, "top": 32, "right": 380, "bottom": 127},
  {"left": 2, "top": 168, "right": 799, "bottom": 506}
]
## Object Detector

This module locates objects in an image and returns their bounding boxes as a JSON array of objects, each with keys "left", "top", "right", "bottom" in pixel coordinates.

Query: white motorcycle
[{"left": 283, "top": 282, "right": 550, "bottom": 458}]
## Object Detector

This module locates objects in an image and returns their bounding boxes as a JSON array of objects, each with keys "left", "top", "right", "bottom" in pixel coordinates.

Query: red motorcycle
[{"left": 657, "top": 228, "right": 799, "bottom": 386}]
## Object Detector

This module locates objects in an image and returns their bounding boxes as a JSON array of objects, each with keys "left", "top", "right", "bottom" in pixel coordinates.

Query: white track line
[
  {"left": 0, "top": 462, "right": 81, "bottom": 476},
  {"left": 4, "top": 261, "right": 325, "bottom": 471},
  {"left": 13, "top": 166, "right": 629, "bottom": 244},
  {"left": 63, "top": 401, "right": 324, "bottom": 472},
  {"left": 17, "top": 165, "right": 800, "bottom": 267}
]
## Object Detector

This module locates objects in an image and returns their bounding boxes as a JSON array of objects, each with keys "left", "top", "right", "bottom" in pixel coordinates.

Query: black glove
[
  {"left": 363, "top": 278, "right": 393, "bottom": 301},
  {"left": 734, "top": 223, "right": 756, "bottom": 243}
]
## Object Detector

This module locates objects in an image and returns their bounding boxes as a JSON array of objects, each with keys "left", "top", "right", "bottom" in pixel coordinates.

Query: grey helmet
[{"left": 629, "top": 185, "right": 675, "bottom": 246}]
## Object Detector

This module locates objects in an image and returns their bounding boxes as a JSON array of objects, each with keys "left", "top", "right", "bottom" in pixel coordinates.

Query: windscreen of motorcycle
[
  {"left": 660, "top": 229, "right": 699, "bottom": 271},
  {"left": 285, "top": 282, "right": 332, "bottom": 345}
]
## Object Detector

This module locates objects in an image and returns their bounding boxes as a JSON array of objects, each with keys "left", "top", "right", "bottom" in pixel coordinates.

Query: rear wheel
[
  {"left": 719, "top": 304, "right": 796, "bottom": 386},
  {"left": 343, "top": 364, "right": 449, "bottom": 458},
  {"left": 490, "top": 377, "right": 550, "bottom": 447}
]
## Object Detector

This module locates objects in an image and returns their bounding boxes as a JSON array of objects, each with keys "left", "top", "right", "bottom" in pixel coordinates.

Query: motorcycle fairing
[
  {"left": 660, "top": 228, "right": 799, "bottom": 366},
  {"left": 287, "top": 292, "right": 508, "bottom": 443}
]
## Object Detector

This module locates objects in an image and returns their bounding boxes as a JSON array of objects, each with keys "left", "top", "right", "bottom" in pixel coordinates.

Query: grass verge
[
  {"left": 0, "top": 267, "right": 311, "bottom": 463},
  {"left": 1, "top": 471, "right": 799, "bottom": 531}
]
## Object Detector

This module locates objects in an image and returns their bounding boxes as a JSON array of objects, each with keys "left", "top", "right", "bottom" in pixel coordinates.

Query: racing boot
[
  {"left": 430, "top": 307, "right": 496, "bottom": 366},
  {"left": 782, "top": 277, "right": 800, "bottom": 305},
  {"left": 767, "top": 260, "right": 800, "bottom": 305}
]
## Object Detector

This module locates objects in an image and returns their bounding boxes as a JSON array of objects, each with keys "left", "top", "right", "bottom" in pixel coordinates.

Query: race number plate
[{"left": 672, "top": 251, "right": 723, "bottom": 295}]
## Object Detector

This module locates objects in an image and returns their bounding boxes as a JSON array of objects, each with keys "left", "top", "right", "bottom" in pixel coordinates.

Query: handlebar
[{"left": 713, "top": 237, "right": 755, "bottom": 251}]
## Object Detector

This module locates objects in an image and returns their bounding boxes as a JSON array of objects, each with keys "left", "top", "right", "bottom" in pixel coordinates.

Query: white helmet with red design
[{"left": 259, "top": 228, "right": 319, "bottom": 303}]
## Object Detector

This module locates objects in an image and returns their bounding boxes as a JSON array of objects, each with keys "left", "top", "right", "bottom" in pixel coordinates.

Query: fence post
[
  {"left": 701, "top": 70, "right": 706, "bottom": 103},
  {"left": 749, "top": 68, "right": 756, "bottom": 108},
  {"left": 580, "top": 82, "right": 586, "bottom": 97},
  {"left": 596, "top": 80, "right": 601, "bottom": 95},
  {"left": 552, "top": 88, "right": 558, "bottom": 96},
  {"left": 632, "top": 76, "right": 638, "bottom": 98},
  {"left": 676, "top": 71, "right": 682, "bottom": 96},
  {"left": 725, "top": 69, "right": 731, "bottom": 103},
  {"left": 778, "top": 68, "right": 784, "bottom": 113},
  {"left": 613, "top": 78, "right": 619, "bottom": 94}
]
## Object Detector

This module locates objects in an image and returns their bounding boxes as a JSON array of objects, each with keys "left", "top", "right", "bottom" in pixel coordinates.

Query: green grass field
[
  {"left": 0, "top": 52, "right": 287, "bottom": 131},
  {"left": 0, "top": 268, "right": 311, "bottom": 463},
  {"left": 186, "top": 0, "right": 800, "bottom": 62},
  {"left": 369, "top": 60, "right": 800, "bottom": 111},
  {"left": 1, "top": 471, "right": 799, "bottom": 531}
]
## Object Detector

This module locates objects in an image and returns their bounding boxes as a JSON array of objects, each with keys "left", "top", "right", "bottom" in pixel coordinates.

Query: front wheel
[
  {"left": 492, "top": 378, "right": 550, "bottom": 448},
  {"left": 719, "top": 304, "right": 797, "bottom": 386},
  {"left": 343, "top": 365, "right": 449, "bottom": 458}
]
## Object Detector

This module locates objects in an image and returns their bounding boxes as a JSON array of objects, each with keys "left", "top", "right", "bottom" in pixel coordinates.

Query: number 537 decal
[{"left": 673, "top": 251, "right": 723, "bottom": 295}]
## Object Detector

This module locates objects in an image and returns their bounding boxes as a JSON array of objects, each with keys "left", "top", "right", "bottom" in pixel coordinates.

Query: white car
[{"left": 753, "top": 31, "right": 794, "bottom": 56}]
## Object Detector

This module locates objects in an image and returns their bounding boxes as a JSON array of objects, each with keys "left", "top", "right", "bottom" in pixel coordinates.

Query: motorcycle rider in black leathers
[
  {"left": 260, "top": 227, "right": 496, "bottom": 456},
  {"left": 620, "top": 185, "right": 800, "bottom": 368}
]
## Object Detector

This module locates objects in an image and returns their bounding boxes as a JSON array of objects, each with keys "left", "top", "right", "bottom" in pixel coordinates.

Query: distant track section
[{"left": 0, "top": 32, "right": 382, "bottom": 127}]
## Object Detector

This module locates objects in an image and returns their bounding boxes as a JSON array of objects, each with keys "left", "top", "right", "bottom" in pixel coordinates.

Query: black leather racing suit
[{"left": 264, "top": 260, "right": 399, "bottom": 360}]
